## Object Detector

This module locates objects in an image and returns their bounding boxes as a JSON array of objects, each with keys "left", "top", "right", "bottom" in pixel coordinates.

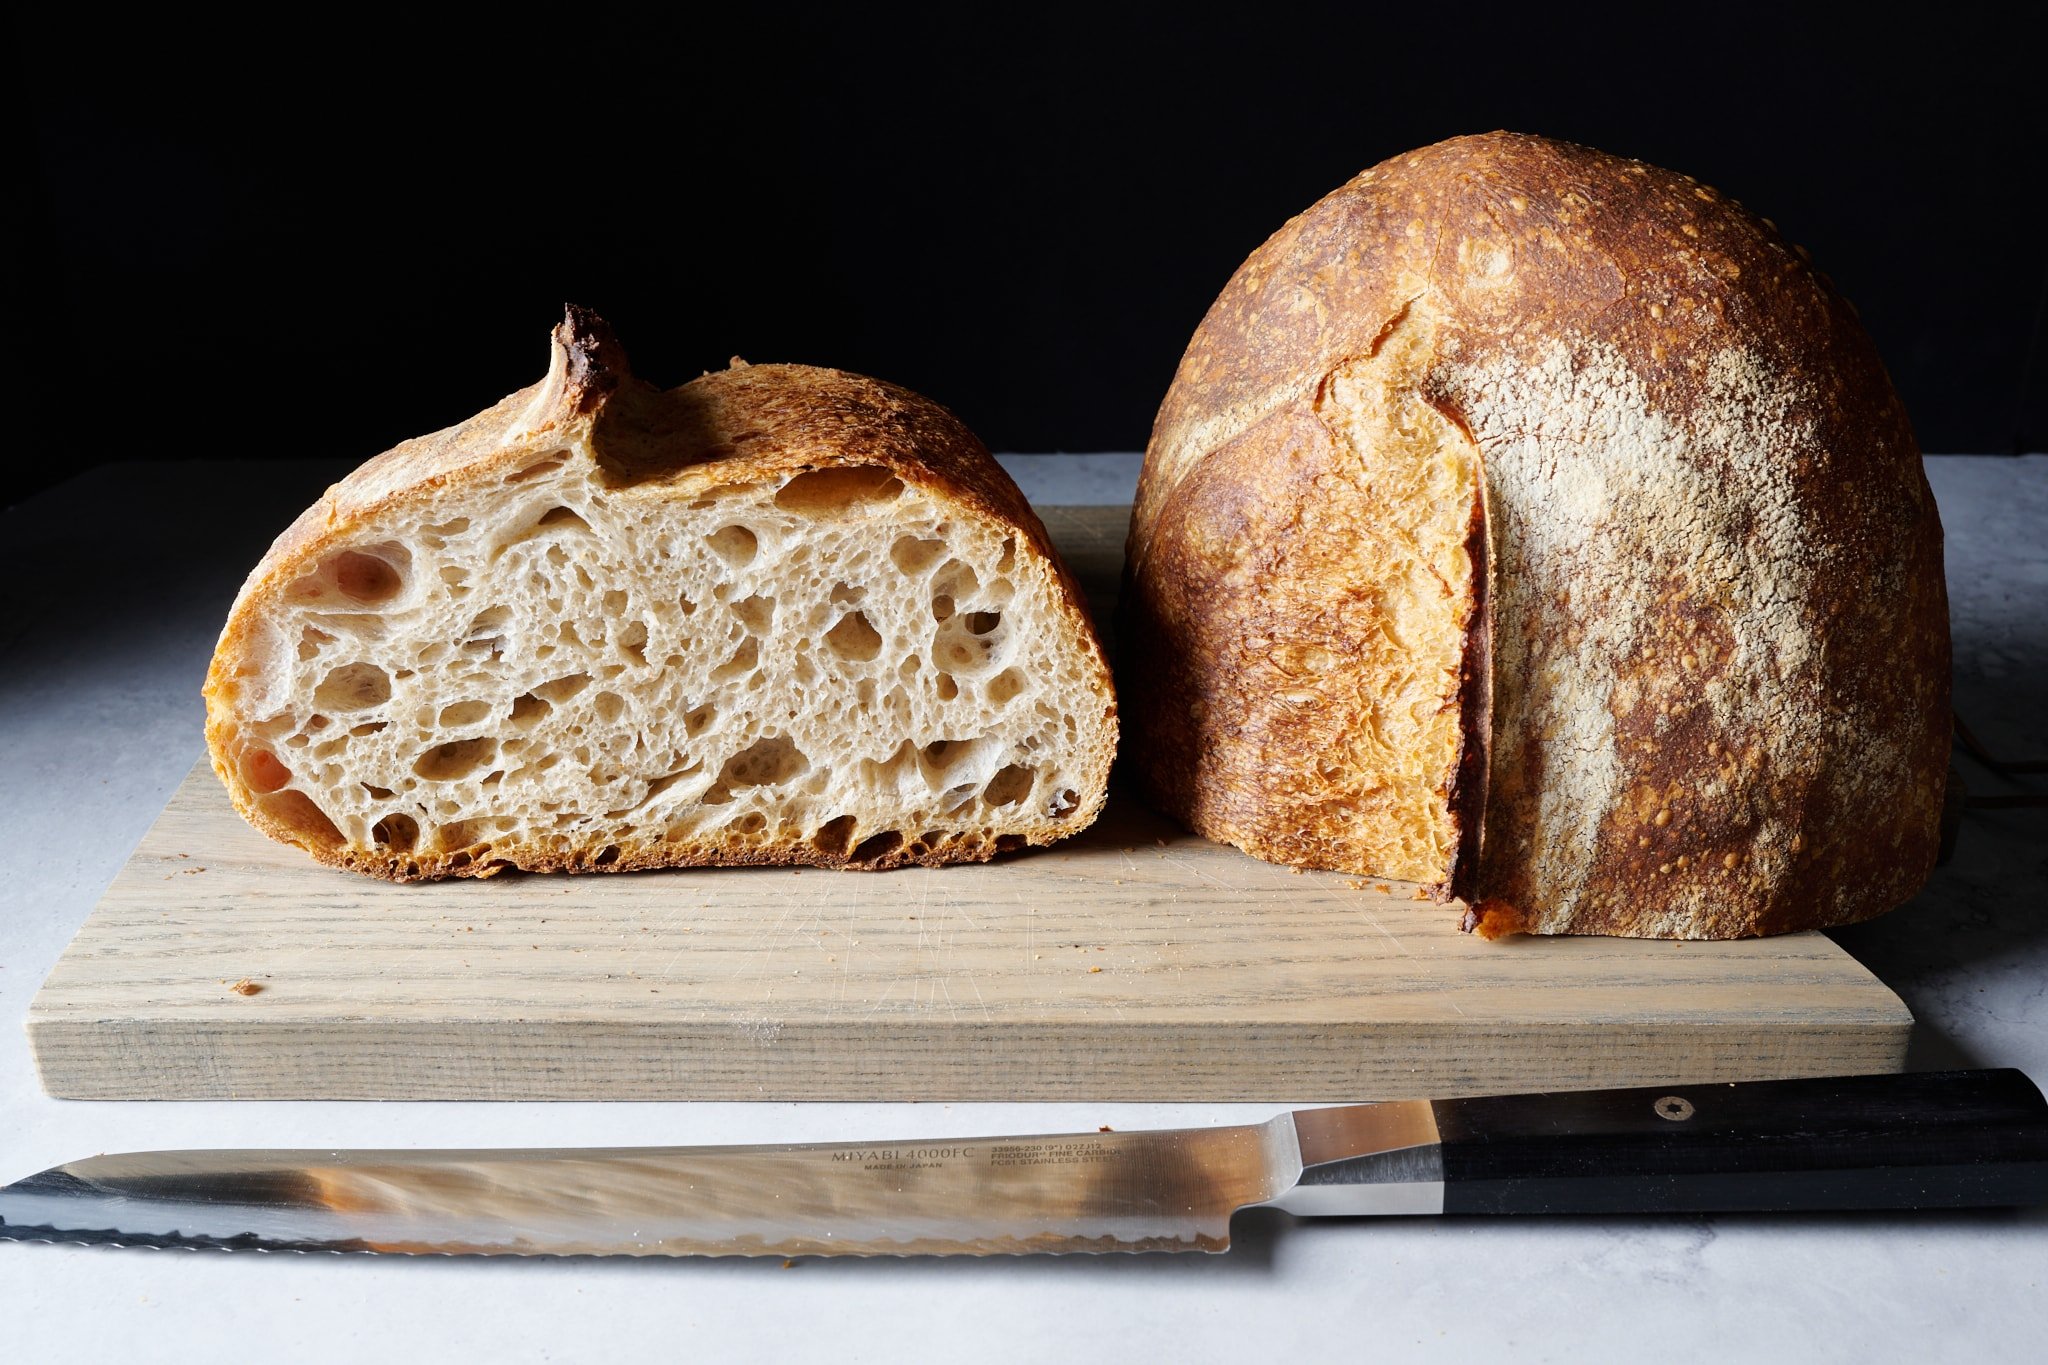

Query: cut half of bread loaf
[
  {"left": 1125, "top": 133, "right": 1949, "bottom": 939},
  {"left": 204, "top": 309, "right": 1117, "bottom": 879}
]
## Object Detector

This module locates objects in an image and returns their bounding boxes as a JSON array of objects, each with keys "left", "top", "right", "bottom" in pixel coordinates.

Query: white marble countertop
[{"left": 2, "top": 454, "right": 2043, "bottom": 1363}]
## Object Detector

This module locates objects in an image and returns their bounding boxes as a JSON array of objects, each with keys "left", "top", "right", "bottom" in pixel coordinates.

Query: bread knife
[{"left": 5, "top": 1070, "right": 2044, "bottom": 1258}]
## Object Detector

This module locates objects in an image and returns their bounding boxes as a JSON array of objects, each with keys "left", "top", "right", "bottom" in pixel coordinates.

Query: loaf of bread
[
  {"left": 204, "top": 309, "right": 1117, "bottom": 879},
  {"left": 1124, "top": 133, "right": 1949, "bottom": 938}
]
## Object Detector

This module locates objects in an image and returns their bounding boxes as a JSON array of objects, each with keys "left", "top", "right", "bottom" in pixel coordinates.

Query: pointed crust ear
[
  {"left": 556, "top": 305, "right": 630, "bottom": 412},
  {"left": 510, "top": 306, "right": 633, "bottom": 438}
]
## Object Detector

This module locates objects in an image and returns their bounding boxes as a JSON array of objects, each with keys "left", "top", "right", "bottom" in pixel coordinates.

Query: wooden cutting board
[{"left": 28, "top": 507, "right": 1911, "bottom": 1101}]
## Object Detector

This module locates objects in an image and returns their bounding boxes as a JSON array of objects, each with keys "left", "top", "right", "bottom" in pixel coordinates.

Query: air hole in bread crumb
[
  {"left": 830, "top": 582, "right": 865, "bottom": 604},
  {"left": 732, "top": 594, "right": 777, "bottom": 633},
  {"left": 532, "top": 673, "right": 591, "bottom": 704},
  {"left": 242, "top": 748, "right": 293, "bottom": 794},
  {"left": 986, "top": 668, "right": 1026, "bottom": 705},
  {"left": 983, "top": 764, "right": 1035, "bottom": 806},
  {"left": 509, "top": 692, "right": 551, "bottom": 728},
  {"left": 774, "top": 465, "right": 905, "bottom": 514},
  {"left": 505, "top": 454, "right": 566, "bottom": 484},
  {"left": 824, "top": 610, "right": 883, "bottom": 662},
  {"left": 995, "top": 537, "right": 1017, "bottom": 573},
  {"left": 363, "top": 783, "right": 394, "bottom": 799},
  {"left": 712, "top": 637, "right": 760, "bottom": 681},
  {"left": 1050, "top": 789, "right": 1081, "bottom": 819},
  {"left": 641, "top": 765, "right": 701, "bottom": 804},
  {"left": 440, "top": 819, "right": 489, "bottom": 851},
  {"left": 936, "top": 673, "right": 959, "bottom": 701},
  {"left": 689, "top": 482, "right": 767, "bottom": 509},
  {"left": 332, "top": 549, "right": 406, "bottom": 605},
  {"left": 438, "top": 699, "right": 492, "bottom": 727},
  {"left": 851, "top": 830, "right": 904, "bottom": 862},
  {"left": 923, "top": 738, "right": 975, "bottom": 772},
  {"left": 735, "top": 812, "right": 767, "bottom": 835},
  {"left": 466, "top": 604, "right": 510, "bottom": 639},
  {"left": 594, "top": 844, "right": 620, "bottom": 867},
  {"left": 262, "top": 789, "right": 343, "bottom": 848},
  {"left": 931, "top": 595, "right": 955, "bottom": 622},
  {"left": 373, "top": 812, "right": 419, "bottom": 850},
  {"left": 965, "top": 611, "right": 1001, "bottom": 636},
  {"left": 297, "top": 626, "right": 336, "bottom": 661},
  {"left": 706, "top": 524, "right": 759, "bottom": 567},
  {"left": 537, "top": 505, "right": 591, "bottom": 533},
  {"left": 685, "top": 703, "right": 717, "bottom": 738},
  {"left": 619, "top": 620, "right": 649, "bottom": 665},
  {"left": 935, "top": 619, "right": 996, "bottom": 672},
  {"left": 931, "top": 560, "right": 979, "bottom": 610},
  {"left": 593, "top": 691, "right": 626, "bottom": 723},
  {"left": 995, "top": 834, "right": 1026, "bottom": 854},
  {"left": 701, "top": 782, "right": 734, "bottom": 806},
  {"left": 414, "top": 737, "right": 499, "bottom": 781},
  {"left": 813, "top": 814, "right": 858, "bottom": 857},
  {"left": 721, "top": 735, "right": 809, "bottom": 788},
  {"left": 890, "top": 535, "right": 946, "bottom": 576}
]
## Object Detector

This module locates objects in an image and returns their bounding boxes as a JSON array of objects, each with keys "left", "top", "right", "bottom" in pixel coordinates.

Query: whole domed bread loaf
[
  {"left": 205, "top": 309, "right": 1116, "bottom": 879},
  {"left": 1124, "top": 133, "right": 1949, "bottom": 939}
]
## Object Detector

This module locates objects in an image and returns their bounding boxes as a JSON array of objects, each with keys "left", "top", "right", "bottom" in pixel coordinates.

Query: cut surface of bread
[
  {"left": 1307, "top": 308, "right": 1484, "bottom": 882},
  {"left": 205, "top": 312, "right": 1116, "bottom": 879},
  {"left": 1125, "top": 133, "right": 1949, "bottom": 939}
]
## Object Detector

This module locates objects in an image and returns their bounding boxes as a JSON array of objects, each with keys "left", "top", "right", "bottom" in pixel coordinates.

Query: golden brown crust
[
  {"left": 1127, "top": 132, "right": 1949, "bottom": 939},
  {"left": 204, "top": 311, "right": 1116, "bottom": 880},
  {"left": 596, "top": 360, "right": 1103, "bottom": 648}
]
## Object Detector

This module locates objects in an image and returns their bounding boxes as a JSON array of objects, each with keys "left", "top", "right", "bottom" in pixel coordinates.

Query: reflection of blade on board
[{"left": 0, "top": 1117, "right": 1304, "bottom": 1258}]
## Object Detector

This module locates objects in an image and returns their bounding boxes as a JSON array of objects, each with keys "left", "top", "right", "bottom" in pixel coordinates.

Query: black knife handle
[{"left": 1433, "top": 1069, "right": 2048, "bottom": 1215}]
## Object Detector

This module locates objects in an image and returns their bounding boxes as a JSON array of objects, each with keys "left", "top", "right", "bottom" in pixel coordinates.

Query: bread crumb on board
[{"left": 227, "top": 978, "right": 262, "bottom": 996}]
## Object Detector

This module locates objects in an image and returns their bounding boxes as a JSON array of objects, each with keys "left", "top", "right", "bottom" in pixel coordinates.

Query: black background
[{"left": 12, "top": 5, "right": 2047, "bottom": 507}]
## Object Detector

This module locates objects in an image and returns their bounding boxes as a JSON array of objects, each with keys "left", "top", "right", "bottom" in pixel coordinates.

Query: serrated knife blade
[{"left": 6, "top": 1070, "right": 2045, "bottom": 1258}]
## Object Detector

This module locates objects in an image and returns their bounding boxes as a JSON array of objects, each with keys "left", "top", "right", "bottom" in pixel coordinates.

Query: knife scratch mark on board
[
  {"left": 1360, "top": 908, "right": 1466, "bottom": 1017},
  {"left": 1157, "top": 852, "right": 1234, "bottom": 892}
]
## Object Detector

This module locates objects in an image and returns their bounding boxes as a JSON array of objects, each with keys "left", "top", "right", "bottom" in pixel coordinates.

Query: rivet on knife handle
[{"left": 1428, "top": 1069, "right": 2048, "bottom": 1216}]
